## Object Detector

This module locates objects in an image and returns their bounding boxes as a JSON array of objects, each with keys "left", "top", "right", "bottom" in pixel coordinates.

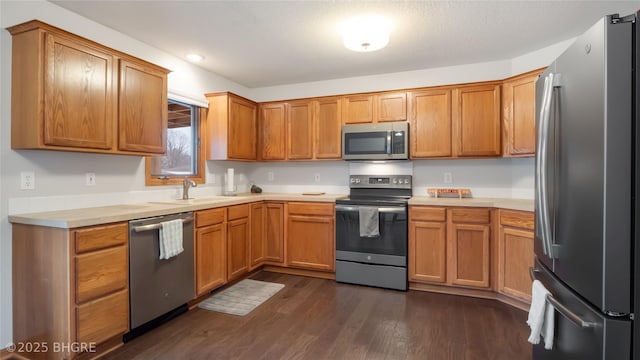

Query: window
[{"left": 145, "top": 99, "right": 206, "bottom": 186}]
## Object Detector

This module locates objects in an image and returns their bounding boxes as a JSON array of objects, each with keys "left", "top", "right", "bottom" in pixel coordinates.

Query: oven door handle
[{"left": 335, "top": 205, "right": 406, "bottom": 214}]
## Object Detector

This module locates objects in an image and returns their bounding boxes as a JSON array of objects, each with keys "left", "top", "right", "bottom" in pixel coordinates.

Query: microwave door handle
[{"left": 386, "top": 131, "right": 392, "bottom": 155}]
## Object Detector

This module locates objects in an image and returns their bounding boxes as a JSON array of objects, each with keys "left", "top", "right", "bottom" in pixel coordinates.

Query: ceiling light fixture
[
  {"left": 186, "top": 53, "right": 204, "bottom": 62},
  {"left": 342, "top": 15, "right": 391, "bottom": 52}
]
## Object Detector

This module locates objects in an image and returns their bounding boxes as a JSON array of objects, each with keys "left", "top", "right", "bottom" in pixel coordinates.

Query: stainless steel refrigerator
[{"left": 532, "top": 12, "right": 639, "bottom": 359}]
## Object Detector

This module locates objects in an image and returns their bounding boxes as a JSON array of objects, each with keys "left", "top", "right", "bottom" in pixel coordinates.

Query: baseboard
[
  {"left": 410, "top": 281, "right": 530, "bottom": 312},
  {"left": 262, "top": 265, "right": 336, "bottom": 280}
]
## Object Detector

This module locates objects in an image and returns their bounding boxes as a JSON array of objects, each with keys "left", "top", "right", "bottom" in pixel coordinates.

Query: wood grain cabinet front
[
  {"left": 409, "top": 88, "right": 453, "bottom": 158},
  {"left": 286, "top": 202, "right": 335, "bottom": 271},
  {"left": 206, "top": 92, "right": 258, "bottom": 161},
  {"left": 11, "top": 220, "right": 131, "bottom": 359},
  {"left": 502, "top": 69, "right": 543, "bottom": 157},
  {"left": 452, "top": 83, "right": 502, "bottom": 157},
  {"left": 497, "top": 210, "right": 534, "bottom": 302},
  {"left": 409, "top": 207, "right": 447, "bottom": 283},
  {"left": 447, "top": 208, "right": 492, "bottom": 288},
  {"left": 259, "top": 102, "right": 287, "bottom": 160},
  {"left": 227, "top": 204, "right": 251, "bottom": 280},
  {"left": 8, "top": 20, "right": 169, "bottom": 155},
  {"left": 195, "top": 208, "right": 227, "bottom": 295}
]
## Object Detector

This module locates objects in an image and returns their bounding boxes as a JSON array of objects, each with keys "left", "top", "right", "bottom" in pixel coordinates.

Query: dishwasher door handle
[{"left": 133, "top": 216, "right": 194, "bottom": 233}]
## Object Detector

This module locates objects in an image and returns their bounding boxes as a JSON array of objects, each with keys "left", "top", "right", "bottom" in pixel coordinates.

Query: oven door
[{"left": 335, "top": 204, "right": 407, "bottom": 266}]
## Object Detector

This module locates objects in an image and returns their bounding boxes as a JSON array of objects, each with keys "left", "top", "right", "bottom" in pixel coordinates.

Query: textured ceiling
[{"left": 51, "top": 1, "right": 639, "bottom": 88}]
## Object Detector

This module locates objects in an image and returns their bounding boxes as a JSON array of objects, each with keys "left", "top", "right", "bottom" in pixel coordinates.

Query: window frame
[{"left": 145, "top": 104, "right": 206, "bottom": 186}]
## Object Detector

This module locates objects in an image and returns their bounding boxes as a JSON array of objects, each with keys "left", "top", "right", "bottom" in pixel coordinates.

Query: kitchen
[{"left": 1, "top": 1, "right": 639, "bottom": 359}]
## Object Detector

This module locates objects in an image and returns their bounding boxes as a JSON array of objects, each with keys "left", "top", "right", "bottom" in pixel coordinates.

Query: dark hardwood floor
[{"left": 104, "top": 272, "right": 532, "bottom": 360}]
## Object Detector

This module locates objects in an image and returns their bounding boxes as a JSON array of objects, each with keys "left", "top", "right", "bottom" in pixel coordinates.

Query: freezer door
[
  {"left": 532, "top": 258, "right": 631, "bottom": 360},
  {"left": 534, "top": 15, "right": 632, "bottom": 314}
]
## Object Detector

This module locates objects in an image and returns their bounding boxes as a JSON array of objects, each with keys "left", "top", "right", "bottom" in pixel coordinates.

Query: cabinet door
[
  {"left": 118, "top": 59, "right": 167, "bottom": 154},
  {"left": 227, "top": 217, "right": 250, "bottom": 280},
  {"left": 265, "top": 202, "right": 285, "bottom": 263},
  {"left": 448, "top": 223, "right": 491, "bottom": 288},
  {"left": 76, "top": 289, "right": 128, "bottom": 344},
  {"left": 228, "top": 95, "right": 257, "bottom": 160},
  {"left": 314, "top": 97, "right": 342, "bottom": 159},
  {"left": 287, "top": 215, "right": 335, "bottom": 271},
  {"left": 502, "top": 72, "right": 538, "bottom": 157},
  {"left": 409, "top": 220, "right": 447, "bottom": 283},
  {"left": 44, "top": 34, "right": 115, "bottom": 150},
  {"left": 452, "top": 84, "right": 501, "bottom": 157},
  {"left": 375, "top": 92, "right": 407, "bottom": 122},
  {"left": 250, "top": 203, "right": 266, "bottom": 269},
  {"left": 410, "top": 89, "right": 452, "bottom": 158},
  {"left": 498, "top": 226, "right": 534, "bottom": 301},
  {"left": 287, "top": 101, "right": 314, "bottom": 160},
  {"left": 259, "top": 102, "right": 286, "bottom": 160},
  {"left": 196, "top": 223, "right": 227, "bottom": 295},
  {"left": 342, "top": 95, "right": 374, "bottom": 124}
]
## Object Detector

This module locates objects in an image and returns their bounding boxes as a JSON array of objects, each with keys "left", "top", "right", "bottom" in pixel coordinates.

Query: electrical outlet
[
  {"left": 314, "top": 173, "right": 321, "bottom": 183},
  {"left": 443, "top": 172, "right": 453, "bottom": 184},
  {"left": 85, "top": 172, "right": 96, "bottom": 186},
  {"left": 20, "top": 171, "right": 35, "bottom": 190},
  {"left": 267, "top": 171, "right": 274, "bottom": 182}
]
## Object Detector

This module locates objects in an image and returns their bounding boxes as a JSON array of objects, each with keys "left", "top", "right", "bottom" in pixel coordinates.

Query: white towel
[
  {"left": 159, "top": 219, "right": 184, "bottom": 260},
  {"left": 527, "top": 279, "right": 555, "bottom": 350},
  {"left": 359, "top": 207, "right": 380, "bottom": 237}
]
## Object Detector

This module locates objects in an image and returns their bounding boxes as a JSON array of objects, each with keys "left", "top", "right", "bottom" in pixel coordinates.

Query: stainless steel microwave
[{"left": 342, "top": 122, "right": 409, "bottom": 160}]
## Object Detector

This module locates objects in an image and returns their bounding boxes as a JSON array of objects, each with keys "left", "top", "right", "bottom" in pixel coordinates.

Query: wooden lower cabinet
[
  {"left": 227, "top": 204, "right": 251, "bottom": 280},
  {"left": 12, "top": 222, "right": 129, "bottom": 359},
  {"left": 195, "top": 224, "right": 227, "bottom": 295},
  {"left": 286, "top": 202, "right": 335, "bottom": 271},
  {"left": 265, "top": 202, "right": 285, "bottom": 263},
  {"left": 409, "top": 206, "right": 492, "bottom": 289},
  {"left": 250, "top": 202, "right": 267, "bottom": 269},
  {"left": 408, "top": 207, "right": 447, "bottom": 283},
  {"left": 498, "top": 210, "right": 535, "bottom": 301}
]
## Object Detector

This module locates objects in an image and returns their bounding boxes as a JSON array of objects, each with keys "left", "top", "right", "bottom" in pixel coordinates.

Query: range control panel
[{"left": 349, "top": 175, "right": 412, "bottom": 189}]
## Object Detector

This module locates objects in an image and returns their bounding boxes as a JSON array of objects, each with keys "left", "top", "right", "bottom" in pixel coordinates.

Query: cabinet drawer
[
  {"left": 76, "top": 289, "right": 129, "bottom": 344},
  {"left": 500, "top": 210, "right": 534, "bottom": 230},
  {"left": 450, "top": 208, "right": 491, "bottom": 224},
  {"left": 76, "top": 246, "right": 128, "bottom": 303},
  {"left": 228, "top": 204, "right": 250, "bottom": 220},
  {"left": 410, "top": 207, "right": 446, "bottom": 221},
  {"left": 75, "top": 222, "right": 128, "bottom": 254},
  {"left": 288, "top": 202, "right": 334, "bottom": 216},
  {"left": 196, "top": 208, "right": 226, "bottom": 228}
]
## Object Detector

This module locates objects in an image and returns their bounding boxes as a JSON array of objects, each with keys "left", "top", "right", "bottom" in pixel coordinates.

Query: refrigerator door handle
[
  {"left": 536, "top": 74, "right": 554, "bottom": 257},
  {"left": 529, "top": 267, "right": 600, "bottom": 330},
  {"left": 545, "top": 296, "right": 600, "bottom": 330}
]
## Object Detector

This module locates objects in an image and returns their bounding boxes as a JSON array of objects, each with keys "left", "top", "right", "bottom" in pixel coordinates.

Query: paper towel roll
[{"left": 226, "top": 168, "right": 235, "bottom": 192}]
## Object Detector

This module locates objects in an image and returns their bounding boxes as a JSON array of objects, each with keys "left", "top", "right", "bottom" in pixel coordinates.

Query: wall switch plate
[
  {"left": 85, "top": 172, "right": 96, "bottom": 186},
  {"left": 314, "top": 173, "right": 321, "bottom": 183},
  {"left": 267, "top": 171, "right": 274, "bottom": 182},
  {"left": 20, "top": 171, "right": 35, "bottom": 190},
  {"left": 443, "top": 172, "right": 453, "bottom": 184}
]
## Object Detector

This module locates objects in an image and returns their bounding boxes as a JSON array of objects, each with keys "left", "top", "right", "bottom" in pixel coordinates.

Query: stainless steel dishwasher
[{"left": 128, "top": 212, "right": 195, "bottom": 333}]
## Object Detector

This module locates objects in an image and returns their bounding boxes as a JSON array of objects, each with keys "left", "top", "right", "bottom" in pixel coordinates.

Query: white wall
[{"left": 0, "top": 0, "right": 570, "bottom": 347}]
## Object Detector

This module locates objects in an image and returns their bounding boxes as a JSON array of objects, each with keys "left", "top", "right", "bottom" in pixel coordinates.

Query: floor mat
[{"left": 198, "top": 279, "right": 285, "bottom": 316}]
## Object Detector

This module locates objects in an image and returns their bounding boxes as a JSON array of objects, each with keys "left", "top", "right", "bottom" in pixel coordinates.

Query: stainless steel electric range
[{"left": 335, "top": 174, "right": 411, "bottom": 291}]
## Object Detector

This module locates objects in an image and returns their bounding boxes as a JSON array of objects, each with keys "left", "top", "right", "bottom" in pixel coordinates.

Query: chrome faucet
[{"left": 182, "top": 177, "right": 197, "bottom": 200}]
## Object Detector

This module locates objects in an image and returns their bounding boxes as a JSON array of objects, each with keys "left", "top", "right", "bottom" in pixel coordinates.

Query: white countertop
[{"left": 9, "top": 193, "right": 533, "bottom": 229}]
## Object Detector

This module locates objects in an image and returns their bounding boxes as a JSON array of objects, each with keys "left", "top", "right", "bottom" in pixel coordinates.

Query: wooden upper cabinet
[
  {"left": 314, "top": 97, "right": 342, "bottom": 159},
  {"left": 42, "top": 34, "right": 115, "bottom": 150},
  {"left": 502, "top": 69, "right": 542, "bottom": 157},
  {"left": 342, "top": 92, "right": 407, "bottom": 124},
  {"left": 8, "top": 20, "right": 169, "bottom": 155},
  {"left": 342, "top": 94, "right": 374, "bottom": 124},
  {"left": 452, "top": 83, "right": 502, "bottom": 157},
  {"left": 410, "top": 88, "right": 452, "bottom": 158},
  {"left": 287, "top": 101, "right": 314, "bottom": 160},
  {"left": 376, "top": 92, "right": 407, "bottom": 122},
  {"left": 206, "top": 92, "right": 257, "bottom": 161},
  {"left": 118, "top": 59, "right": 167, "bottom": 154},
  {"left": 259, "top": 102, "right": 287, "bottom": 160}
]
